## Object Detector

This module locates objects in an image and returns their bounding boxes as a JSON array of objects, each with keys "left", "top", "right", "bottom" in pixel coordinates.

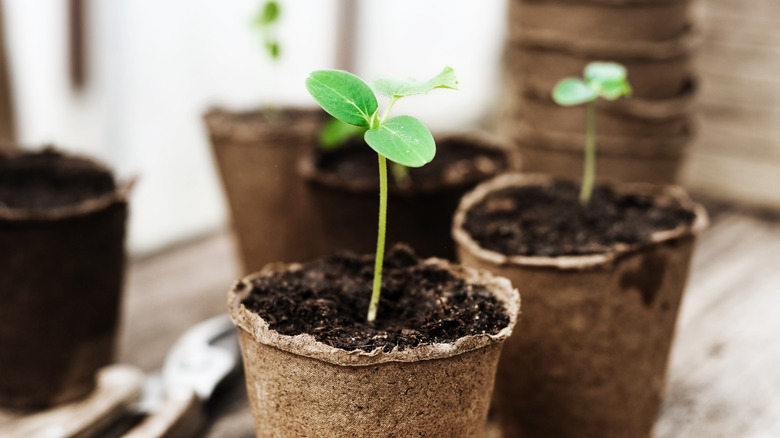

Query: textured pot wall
[
  {"left": 458, "top": 239, "right": 694, "bottom": 437},
  {"left": 0, "top": 153, "right": 128, "bottom": 409},
  {"left": 205, "top": 108, "right": 325, "bottom": 273},
  {"left": 238, "top": 330, "right": 502, "bottom": 438},
  {"left": 452, "top": 173, "right": 707, "bottom": 437}
]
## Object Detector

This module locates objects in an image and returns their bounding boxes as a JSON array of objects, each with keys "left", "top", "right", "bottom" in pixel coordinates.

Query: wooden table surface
[{"left": 117, "top": 201, "right": 780, "bottom": 437}]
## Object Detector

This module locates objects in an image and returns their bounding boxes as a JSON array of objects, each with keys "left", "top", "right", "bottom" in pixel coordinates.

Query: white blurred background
[{"left": 3, "top": 0, "right": 508, "bottom": 254}]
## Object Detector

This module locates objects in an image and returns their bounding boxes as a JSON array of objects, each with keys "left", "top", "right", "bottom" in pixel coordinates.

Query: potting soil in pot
[
  {"left": 314, "top": 137, "right": 507, "bottom": 190},
  {"left": 0, "top": 149, "right": 116, "bottom": 209},
  {"left": 462, "top": 179, "right": 696, "bottom": 257},
  {"left": 241, "top": 245, "right": 510, "bottom": 352}
]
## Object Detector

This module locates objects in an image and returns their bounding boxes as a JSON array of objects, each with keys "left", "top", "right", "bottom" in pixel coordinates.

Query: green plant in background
[
  {"left": 252, "top": 1, "right": 281, "bottom": 60},
  {"left": 551, "top": 62, "right": 632, "bottom": 204},
  {"left": 306, "top": 67, "right": 458, "bottom": 322}
]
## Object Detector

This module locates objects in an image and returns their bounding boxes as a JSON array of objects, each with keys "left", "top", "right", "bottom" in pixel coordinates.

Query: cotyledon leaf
[
  {"left": 363, "top": 115, "right": 435, "bottom": 167},
  {"left": 306, "top": 70, "right": 378, "bottom": 127}
]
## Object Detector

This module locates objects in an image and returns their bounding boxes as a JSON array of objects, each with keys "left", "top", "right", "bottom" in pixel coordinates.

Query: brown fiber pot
[
  {"left": 0, "top": 148, "right": 129, "bottom": 409},
  {"left": 510, "top": 0, "right": 692, "bottom": 43},
  {"left": 204, "top": 107, "right": 327, "bottom": 274},
  {"left": 228, "top": 258, "right": 521, "bottom": 437},
  {"left": 514, "top": 123, "right": 694, "bottom": 184},
  {"left": 452, "top": 173, "right": 707, "bottom": 438},
  {"left": 506, "top": 29, "right": 701, "bottom": 100},
  {"left": 298, "top": 134, "right": 514, "bottom": 260}
]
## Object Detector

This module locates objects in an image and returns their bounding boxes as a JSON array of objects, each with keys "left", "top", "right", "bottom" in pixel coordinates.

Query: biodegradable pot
[
  {"left": 506, "top": 29, "right": 700, "bottom": 99},
  {"left": 452, "top": 173, "right": 707, "bottom": 438},
  {"left": 228, "top": 257, "right": 520, "bottom": 438},
  {"left": 514, "top": 123, "right": 694, "bottom": 184},
  {"left": 0, "top": 149, "right": 128, "bottom": 409},
  {"left": 510, "top": 0, "right": 692, "bottom": 43},
  {"left": 204, "top": 107, "right": 326, "bottom": 273},
  {"left": 298, "top": 134, "right": 514, "bottom": 260}
]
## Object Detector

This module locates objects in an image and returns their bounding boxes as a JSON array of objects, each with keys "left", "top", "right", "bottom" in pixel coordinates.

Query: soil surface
[
  {"left": 241, "top": 245, "right": 510, "bottom": 352},
  {"left": 463, "top": 180, "right": 696, "bottom": 257},
  {"left": 0, "top": 149, "right": 115, "bottom": 210},
  {"left": 313, "top": 137, "right": 508, "bottom": 191}
]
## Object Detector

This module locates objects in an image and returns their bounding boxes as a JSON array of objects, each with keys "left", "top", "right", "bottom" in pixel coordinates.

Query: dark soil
[
  {"left": 0, "top": 149, "right": 115, "bottom": 210},
  {"left": 241, "top": 245, "right": 510, "bottom": 352},
  {"left": 463, "top": 180, "right": 696, "bottom": 257},
  {"left": 314, "top": 137, "right": 508, "bottom": 191}
]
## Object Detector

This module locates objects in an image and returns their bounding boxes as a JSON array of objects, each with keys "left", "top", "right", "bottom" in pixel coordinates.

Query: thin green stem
[
  {"left": 379, "top": 96, "right": 399, "bottom": 124},
  {"left": 367, "top": 153, "right": 388, "bottom": 322},
  {"left": 580, "top": 100, "right": 597, "bottom": 205}
]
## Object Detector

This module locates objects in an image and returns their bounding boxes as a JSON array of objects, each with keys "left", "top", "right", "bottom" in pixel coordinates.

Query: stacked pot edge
[{"left": 503, "top": 0, "right": 701, "bottom": 184}]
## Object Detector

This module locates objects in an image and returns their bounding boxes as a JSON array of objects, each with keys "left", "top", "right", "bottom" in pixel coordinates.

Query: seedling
[
  {"left": 551, "top": 62, "right": 632, "bottom": 204},
  {"left": 306, "top": 67, "right": 458, "bottom": 322},
  {"left": 252, "top": 1, "right": 281, "bottom": 61}
]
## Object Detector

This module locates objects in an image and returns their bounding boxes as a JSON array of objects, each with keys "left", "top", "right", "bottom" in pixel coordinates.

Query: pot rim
[
  {"left": 297, "top": 132, "right": 515, "bottom": 196},
  {"left": 521, "top": 0, "right": 690, "bottom": 5},
  {"left": 522, "top": 76, "right": 698, "bottom": 120},
  {"left": 0, "top": 148, "right": 131, "bottom": 222},
  {"left": 451, "top": 173, "right": 708, "bottom": 270},
  {"left": 513, "top": 119, "right": 697, "bottom": 157},
  {"left": 203, "top": 106, "right": 324, "bottom": 146},
  {"left": 516, "top": 25, "right": 702, "bottom": 59},
  {"left": 227, "top": 256, "right": 520, "bottom": 366}
]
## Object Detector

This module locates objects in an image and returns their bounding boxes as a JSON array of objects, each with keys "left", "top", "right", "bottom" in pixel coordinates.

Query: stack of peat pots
[{"left": 504, "top": 0, "right": 700, "bottom": 184}]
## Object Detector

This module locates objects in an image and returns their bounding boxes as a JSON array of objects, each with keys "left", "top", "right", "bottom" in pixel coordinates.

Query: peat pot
[
  {"left": 204, "top": 107, "right": 326, "bottom": 273},
  {"left": 228, "top": 247, "right": 521, "bottom": 437},
  {"left": 298, "top": 134, "right": 514, "bottom": 260},
  {"left": 0, "top": 148, "right": 128, "bottom": 409},
  {"left": 452, "top": 173, "right": 707, "bottom": 438}
]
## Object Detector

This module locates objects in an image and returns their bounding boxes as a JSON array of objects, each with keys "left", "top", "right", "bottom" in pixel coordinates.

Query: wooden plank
[
  {"left": 657, "top": 216, "right": 780, "bottom": 437},
  {"left": 683, "top": 152, "right": 780, "bottom": 210},
  {"left": 117, "top": 232, "right": 240, "bottom": 372}
]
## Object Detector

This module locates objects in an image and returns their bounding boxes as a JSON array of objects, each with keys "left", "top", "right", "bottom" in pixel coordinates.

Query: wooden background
[{"left": 682, "top": 0, "right": 780, "bottom": 209}]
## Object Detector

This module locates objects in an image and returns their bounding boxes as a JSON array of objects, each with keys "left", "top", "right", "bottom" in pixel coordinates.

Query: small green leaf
[
  {"left": 371, "top": 66, "right": 459, "bottom": 98},
  {"left": 584, "top": 62, "right": 631, "bottom": 100},
  {"left": 599, "top": 80, "right": 632, "bottom": 100},
  {"left": 306, "top": 70, "right": 379, "bottom": 127},
  {"left": 319, "top": 118, "right": 367, "bottom": 150},
  {"left": 266, "top": 41, "right": 280, "bottom": 59},
  {"left": 584, "top": 62, "right": 626, "bottom": 85},
  {"left": 364, "top": 116, "right": 435, "bottom": 167},
  {"left": 552, "top": 78, "right": 597, "bottom": 106},
  {"left": 255, "top": 1, "right": 280, "bottom": 27}
]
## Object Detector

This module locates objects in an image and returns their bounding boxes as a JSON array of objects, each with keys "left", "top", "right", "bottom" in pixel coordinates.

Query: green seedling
[
  {"left": 252, "top": 1, "right": 281, "bottom": 60},
  {"left": 551, "top": 61, "right": 632, "bottom": 204},
  {"left": 306, "top": 66, "right": 458, "bottom": 322}
]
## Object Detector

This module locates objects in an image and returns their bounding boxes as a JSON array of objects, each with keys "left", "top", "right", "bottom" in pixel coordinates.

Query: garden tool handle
[{"left": 120, "top": 390, "right": 204, "bottom": 438}]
